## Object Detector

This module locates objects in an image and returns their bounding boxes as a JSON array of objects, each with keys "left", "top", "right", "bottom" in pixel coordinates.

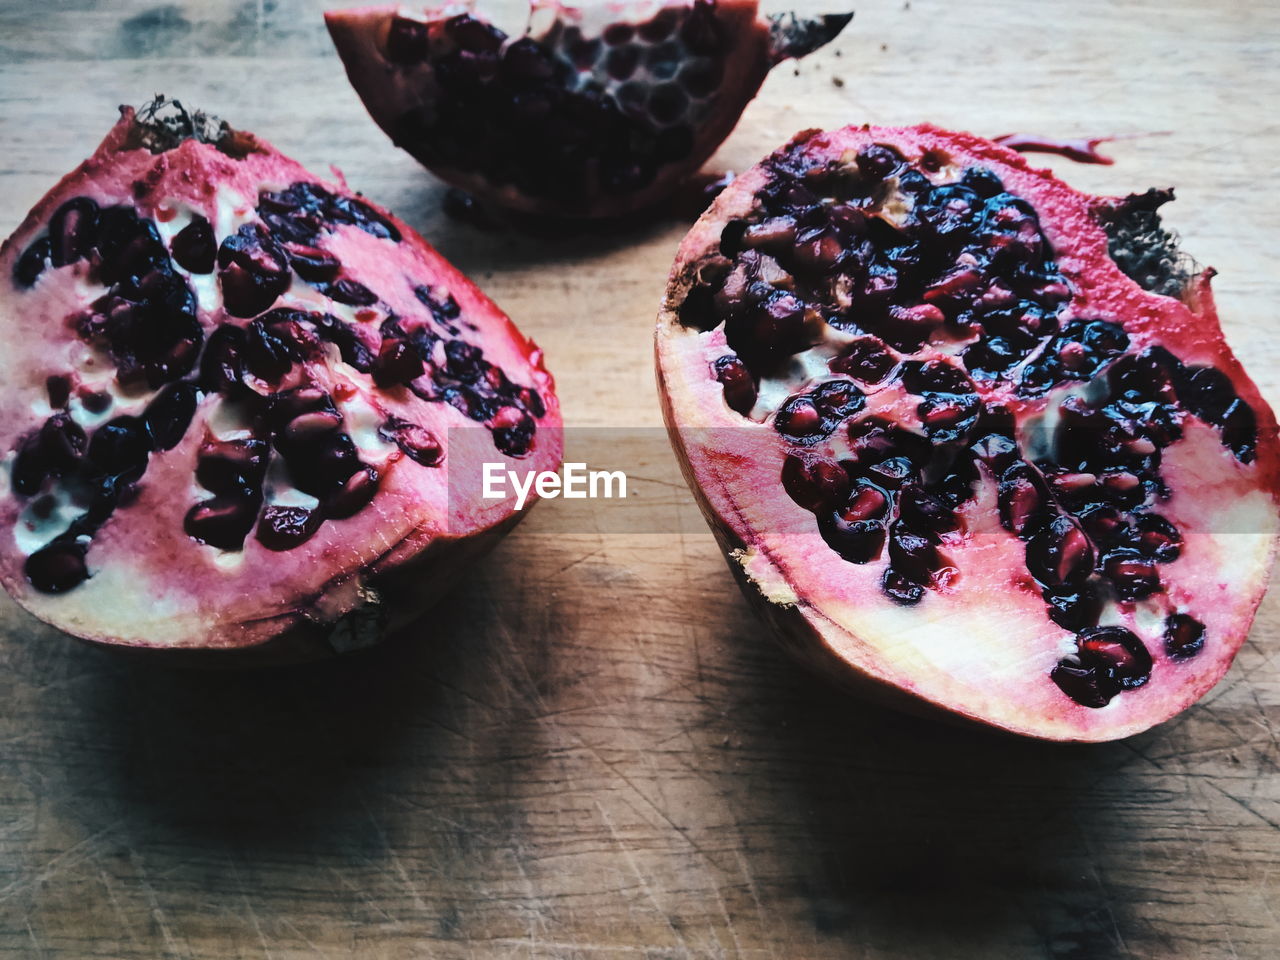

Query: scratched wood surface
[{"left": 1, "top": 0, "right": 1278, "bottom": 957}]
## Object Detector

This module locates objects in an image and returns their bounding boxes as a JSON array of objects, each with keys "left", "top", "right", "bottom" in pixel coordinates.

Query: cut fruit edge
[{"left": 656, "top": 124, "right": 1280, "bottom": 741}]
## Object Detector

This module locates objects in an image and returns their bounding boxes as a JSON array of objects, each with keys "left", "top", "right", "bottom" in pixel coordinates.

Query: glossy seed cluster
[
  {"left": 383, "top": 4, "right": 727, "bottom": 207},
  {"left": 10, "top": 183, "right": 545, "bottom": 592},
  {"left": 676, "top": 141, "right": 1261, "bottom": 707}
]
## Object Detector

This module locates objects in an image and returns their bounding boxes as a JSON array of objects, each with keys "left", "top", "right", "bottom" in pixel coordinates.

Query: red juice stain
[{"left": 994, "top": 133, "right": 1116, "bottom": 165}]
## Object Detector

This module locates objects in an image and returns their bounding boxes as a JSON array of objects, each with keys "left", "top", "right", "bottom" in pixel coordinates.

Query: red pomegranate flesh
[
  {"left": 325, "top": 0, "right": 852, "bottom": 218},
  {"left": 0, "top": 99, "right": 561, "bottom": 659},
  {"left": 656, "top": 124, "right": 1279, "bottom": 741}
]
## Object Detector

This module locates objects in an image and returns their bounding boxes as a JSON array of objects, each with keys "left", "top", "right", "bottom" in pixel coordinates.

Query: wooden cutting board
[{"left": 1, "top": 0, "right": 1277, "bottom": 957}]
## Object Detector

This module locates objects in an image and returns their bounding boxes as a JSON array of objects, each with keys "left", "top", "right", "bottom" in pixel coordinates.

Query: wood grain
[{"left": 1, "top": 0, "right": 1278, "bottom": 957}]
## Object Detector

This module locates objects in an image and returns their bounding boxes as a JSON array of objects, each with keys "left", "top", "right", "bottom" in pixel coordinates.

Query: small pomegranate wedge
[
  {"left": 325, "top": 0, "right": 852, "bottom": 218},
  {"left": 656, "top": 124, "right": 1279, "bottom": 741},
  {"left": 0, "top": 99, "right": 561, "bottom": 659}
]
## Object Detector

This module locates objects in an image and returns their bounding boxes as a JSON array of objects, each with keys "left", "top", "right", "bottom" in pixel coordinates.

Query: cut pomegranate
[
  {"left": 325, "top": 1, "right": 851, "bottom": 218},
  {"left": 656, "top": 124, "right": 1279, "bottom": 741},
  {"left": 0, "top": 98, "right": 561, "bottom": 659}
]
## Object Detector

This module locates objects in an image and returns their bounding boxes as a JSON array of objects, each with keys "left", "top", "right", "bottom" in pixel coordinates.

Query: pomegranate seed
[
  {"left": 775, "top": 397, "right": 823, "bottom": 438},
  {"left": 886, "top": 302, "right": 944, "bottom": 339},
  {"left": 1027, "top": 516, "right": 1093, "bottom": 587},
  {"left": 998, "top": 462, "right": 1049, "bottom": 538},
  {"left": 855, "top": 144, "right": 901, "bottom": 180},
  {"left": 1102, "top": 471, "right": 1141, "bottom": 492},
  {"left": 841, "top": 483, "right": 888, "bottom": 522},
  {"left": 881, "top": 568, "right": 924, "bottom": 605},
  {"left": 284, "top": 244, "right": 340, "bottom": 282},
  {"left": 87, "top": 416, "right": 151, "bottom": 481},
  {"left": 971, "top": 432, "right": 1018, "bottom": 472},
  {"left": 257, "top": 505, "right": 323, "bottom": 551},
  {"left": 1052, "top": 626, "right": 1152, "bottom": 707},
  {"left": 1134, "top": 514, "right": 1181, "bottom": 562},
  {"left": 898, "top": 485, "right": 955, "bottom": 532},
  {"left": 380, "top": 418, "right": 442, "bottom": 466},
  {"left": 285, "top": 410, "right": 345, "bottom": 441},
  {"left": 923, "top": 268, "right": 983, "bottom": 301},
  {"left": 712, "top": 356, "right": 755, "bottom": 415},
  {"left": 200, "top": 325, "right": 247, "bottom": 393},
  {"left": 170, "top": 216, "right": 216, "bottom": 273},
  {"left": 372, "top": 338, "right": 425, "bottom": 388},
  {"left": 820, "top": 515, "right": 885, "bottom": 563},
  {"left": 48, "top": 197, "right": 98, "bottom": 267},
  {"left": 782, "top": 455, "right": 851, "bottom": 512},
  {"left": 603, "top": 23, "right": 633, "bottom": 45},
  {"left": 889, "top": 525, "right": 939, "bottom": 584},
  {"left": 184, "top": 491, "right": 262, "bottom": 551},
  {"left": 217, "top": 224, "right": 291, "bottom": 318},
  {"left": 14, "top": 236, "right": 51, "bottom": 287},
  {"left": 1164, "top": 613, "right": 1205, "bottom": 660},
  {"left": 1042, "top": 584, "right": 1101, "bottom": 632},
  {"left": 143, "top": 381, "right": 198, "bottom": 451},
  {"left": 197, "top": 439, "right": 268, "bottom": 494},
  {"left": 1051, "top": 472, "right": 1097, "bottom": 494},
  {"left": 24, "top": 541, "right": 88, "bottom": 593},
  {"left": 830, "top": 337, "right": 894, "bottom": 383},
  {"left": 327, "top": 465, "right": 381, "bottom": 519},
  {"left": 866, "top": 456, "right": 913, "bottom": 489},
  {"left": 742, "top": 216, "right": 797, "bottom": 250},
  {"left": 80, "top": 390, "right": 112, "bottom": 414},
  {"left": 37, "top": 414, "right": 88, "bottom": 472}
]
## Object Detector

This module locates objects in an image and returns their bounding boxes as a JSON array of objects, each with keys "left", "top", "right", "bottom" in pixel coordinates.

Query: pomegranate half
[
  {"left": 656, "top": 124, "right": 1279, "bottom": 741},
  {"left": 325, "top": 0, "right": 852, "bottom": 218},
  {"left": 0, "top": 99, "right": 561, "bottom": 660}
]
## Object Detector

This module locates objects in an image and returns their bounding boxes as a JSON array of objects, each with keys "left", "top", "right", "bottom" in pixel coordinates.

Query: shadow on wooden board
[{"left": 5, "top": 532, "right": 1171, "bottom": 958}]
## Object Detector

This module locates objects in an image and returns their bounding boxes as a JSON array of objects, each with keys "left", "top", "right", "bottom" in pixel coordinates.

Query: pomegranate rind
[
  {"left": 324, "top": 1, "right": 778, "bottom": 218},
  {"left": 0, "top": 106, "right": 563, "bottom": 657},
  {"left": 656, "top": 124, "right": 1280, "bottom": 742}
]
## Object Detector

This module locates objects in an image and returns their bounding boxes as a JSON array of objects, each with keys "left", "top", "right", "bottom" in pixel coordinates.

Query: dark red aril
[
  {"left": 326, "top": 465, "right": 380, "bottom": 519},
  {"left": 781, "top": 455, "right": 850, "bottom": 512},
  {"left": 144, "top": 381, "right": 199, "bottom": 450},
  {"left": 820, "top": 513, "right": 886, "bottom": 564},
  {"left": 1052, "top": 626, "right": 1153, "bottom": 708},
  {"left": 196, "top": 438, "right": 269, "bottom": 494},
  {"left": 372, "top": 338, "right": 425, "bottom": 388},
  {"left": 712, "top": 355, "right": 756, "bottom": 415},
  {"left": 24, "top": 541, "right": 89, "bottom": 593},
  {"left": 170, "top": 216, "right": 216, "bottom": 273},
  {"left": 830, "top": 337, "right": 895, "bottom": 383},
  {"left": 1026, "top": 515, "right": 1094, "bottom": 588},
  {"left": 217, "top": 223, "right": 291, "bottom": 318},
  {"left": 1163, "top": 613, "right": 1205, "bottom": 660},
  {"left": 184, "top": 488, "right": 262, "bottom": 551},
  {"left": 379, "top": 417, "right": 443, "bottom": 467},
  {"left": 256, "top": 505, "right": 323, "bottom": 551}
]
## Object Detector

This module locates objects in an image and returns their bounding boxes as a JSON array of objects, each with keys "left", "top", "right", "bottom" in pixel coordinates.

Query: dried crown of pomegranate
[
  {"left": 325, "top": 0, "right": 852, "bottom": 218},
  {"left": 0, "top": 98, "right": 562, "bottom": 658},
  {"left": 656, "top": 124, "right": 1280, "bottom": 741}
]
